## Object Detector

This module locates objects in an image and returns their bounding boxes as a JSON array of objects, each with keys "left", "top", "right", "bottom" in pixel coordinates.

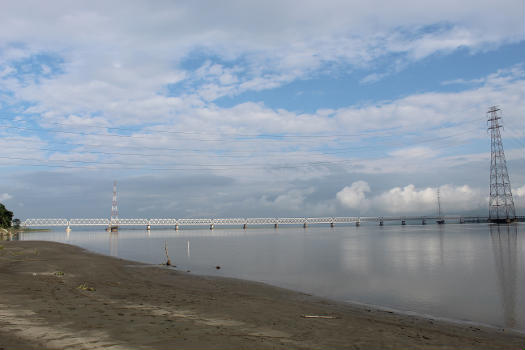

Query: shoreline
[
  {"left": 341, "top": 299, "right": 525, "bottom": 337},
  {"left": 0, "top": 240, "right": 523, "bottom": 349}
]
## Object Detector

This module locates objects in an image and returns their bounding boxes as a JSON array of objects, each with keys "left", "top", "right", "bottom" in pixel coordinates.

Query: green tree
[
  {"left": 0, "top": 203, "right": 13, "bottom": 229},
  {"left": 13, "top": 218, "right": 21, "bottom": 229}
]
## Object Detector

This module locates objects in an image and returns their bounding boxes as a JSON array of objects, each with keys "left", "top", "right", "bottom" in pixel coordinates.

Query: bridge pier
[
  {"left": 330, "top": 222, "right": 334, "bottom": 227},
  {"left": 274, "top": 223, "right": 278, "bottom": 229},
  {"left": 66, "top": 225, "right": 71, "bottom": 232},
  {"left": 401, "top": 220, "right": 406, "bottom": 225},
  {"left": 146, "top": 224, "right": 151, "bottom": 231},
  {"left": 243, "top": 223, "right": 247, "bottom": 229},
  {"left": 210, "top": 223, "right": 214, "bottom": 230},
  {"left": 303, "top": 222, "right": 308, "bottom": 228},
  {"left": 379, "top": 219, "right": 384, "bottom": 226},
  {"left": 355, "top": 221, "right": 360, "bottom": 227},
  {"left": 422, "top": 219, "right": 426, "bottom": 225},
  {"left": 459, "top": 217, "right": 464, "bottom": 224},
  {"left": 175, "top": 224, "right": 179, "bottom": 231}
]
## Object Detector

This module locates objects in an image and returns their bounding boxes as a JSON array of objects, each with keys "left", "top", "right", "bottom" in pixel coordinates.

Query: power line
[
  {"left": 0, "top": 113, "right": 495, "bottom": 173},
  {"left": 0, "top": 158, "right": 358, "bottom": 172},
  {"left": 0, "top": 114, "right": 484, "bottom": 142},
  {"left": 0, "top": 125, "right": 481, "bottom": 156},
  {"left": 501, "top": 128, "right": 525, "bottom": 148},
  {"left": 0, "top": 130, "right": 477, "bottom": 165},
  {"left": 0, "top": 135, "right": 476, "bottom": 172},
  {"left": 1, "top": 123, "right": 383, "bottom": 144},
  {"left": 0, "top": 114, "right": 423, "bottom": 138},
  {"left": 0, "top": 154, "right": 355, "bottom": 168},
  {"left": 0, "top": 122, "right": 382, "bottom": 141}
]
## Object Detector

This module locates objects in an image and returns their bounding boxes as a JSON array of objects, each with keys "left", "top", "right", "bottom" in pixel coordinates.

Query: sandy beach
[{"left": 0, "top": 240, "right": 523, "bottom": 349}]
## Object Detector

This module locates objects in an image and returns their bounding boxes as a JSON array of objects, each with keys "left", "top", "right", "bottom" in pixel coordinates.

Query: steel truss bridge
[{"left": 21, "top": 215, "right": 501, "bottom": 230}]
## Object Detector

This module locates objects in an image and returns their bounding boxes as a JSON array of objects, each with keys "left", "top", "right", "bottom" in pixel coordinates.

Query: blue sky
[
  {"left": 0, "top": 1, "right": 523, "bottom": 219},
  {"left": 215, "top": 42, "right": 525, "bottom": 113}
]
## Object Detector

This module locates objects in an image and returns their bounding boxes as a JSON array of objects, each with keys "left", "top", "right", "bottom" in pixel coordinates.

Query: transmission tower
[
  {"left": 109, "top": 180, "right": 119, "bottom": 231},
  {"left": 487, "top": 106, "right": 515, "bottom": 223}
]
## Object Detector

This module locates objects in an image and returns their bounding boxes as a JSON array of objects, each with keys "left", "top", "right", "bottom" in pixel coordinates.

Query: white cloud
[
  {"left": 0, "top": 3, "right": 522, "bottom": 144},
  {"left": 334, "top": 66, "right": 525, "bottom": 136},
  {"left": 515, "top": 185, "right": 525, "bottom": 197},
  {"left": 441, "top": 77, "right": 485, "bottom": 86},
  {"left": 0, "top": 2, "right": 523, "bottom": 218},
  {"left": 261, "top": 187, "right": 315, "bottom": 211},
  {"left": 374, "top": 184, "right": 484, "bottom": 214},
  {"left": 388, "top": 146, "right": 439, "bottom": 159},
  {"left": 0, "top": 1, "right": 522, "bottom": 101},
  {"left": 0, "top": 66, "right": 522, "bottom": 188},
  {"left": 337, "top": 182, "right": 485, "bottom": 215},
  {"left": 0, "top": 193, "right": 13, "bottom": 201},
  {"left": 514, "top": 185, "right": 525, "bottom": 208},
  {"left": 336, "top": 181, "right": 370, "bottom": 209},
  {"left": 360, "top": 73, "right": 386, "bottom": 85},
  {"left": 373, "top": 184, "right": 436, "bottom": 213}
]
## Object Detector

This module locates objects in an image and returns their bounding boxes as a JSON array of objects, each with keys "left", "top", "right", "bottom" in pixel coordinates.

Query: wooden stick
[{"left": 164, "top": 241, "right": 171, "bottom": 266}]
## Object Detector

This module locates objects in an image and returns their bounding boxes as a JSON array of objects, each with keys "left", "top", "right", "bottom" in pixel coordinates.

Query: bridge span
[{"left": 21, "top": 215, "right": 505, "bottom": 231}]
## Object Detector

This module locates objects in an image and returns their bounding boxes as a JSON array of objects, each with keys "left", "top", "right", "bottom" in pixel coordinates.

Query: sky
[{"left": 0, "top": 0, "right": 524, "bottom": 219}]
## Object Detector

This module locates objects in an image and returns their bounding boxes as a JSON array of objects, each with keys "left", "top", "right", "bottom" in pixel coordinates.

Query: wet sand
[{"left": 0, "top": 240, "right": 523, "bottom": 349}]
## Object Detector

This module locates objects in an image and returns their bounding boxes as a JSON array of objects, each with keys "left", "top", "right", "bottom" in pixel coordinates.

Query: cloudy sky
[{"left": 0, "top": 0, "right": 523, "bottom": 219}]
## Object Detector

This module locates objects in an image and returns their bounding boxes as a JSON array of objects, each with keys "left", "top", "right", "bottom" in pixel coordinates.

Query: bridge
[{"left": 21, "top": 215, "right": 517, "bottom": 231}]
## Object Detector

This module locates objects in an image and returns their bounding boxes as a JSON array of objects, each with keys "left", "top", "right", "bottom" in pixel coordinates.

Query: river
[{"left": 19, "top": 222, "right": 525, "bottom": 332}]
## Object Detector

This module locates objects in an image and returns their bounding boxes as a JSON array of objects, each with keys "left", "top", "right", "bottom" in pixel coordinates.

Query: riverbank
[
  {"left": 1, "top": 227, "right": 50, "bottom": 237},
  {"left": 0, "top": 241, "right": 523, "bottom": 349}
]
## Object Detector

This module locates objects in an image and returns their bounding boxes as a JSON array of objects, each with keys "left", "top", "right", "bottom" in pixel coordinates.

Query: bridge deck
[{"left": 20, "top": 215, "right": 516, "bottom": 227}]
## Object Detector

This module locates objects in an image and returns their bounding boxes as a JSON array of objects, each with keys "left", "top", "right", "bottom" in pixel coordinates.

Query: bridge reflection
[{"left": 109, "top": 232, "right": 118, "bottom": 257}]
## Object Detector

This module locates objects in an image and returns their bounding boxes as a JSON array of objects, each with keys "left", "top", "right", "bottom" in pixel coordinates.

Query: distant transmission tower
[
  {"left": 436, "top": 188, "right": 445, "bottom": 224},
  {"left": 487, "top": 106, "right": 515, "bottom": 223},
  {"left": 108, "top": 180, "right": 119, "bottom": 231}
]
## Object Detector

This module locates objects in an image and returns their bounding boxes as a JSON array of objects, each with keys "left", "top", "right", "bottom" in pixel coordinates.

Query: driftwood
[{"left": 301, "top": 315, "right": 339, "bottom": 319}]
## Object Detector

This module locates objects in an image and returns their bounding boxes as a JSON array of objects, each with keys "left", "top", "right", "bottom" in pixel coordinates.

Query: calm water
[{"left": 19, "top": 223, "right": 525, "bottom": 332}]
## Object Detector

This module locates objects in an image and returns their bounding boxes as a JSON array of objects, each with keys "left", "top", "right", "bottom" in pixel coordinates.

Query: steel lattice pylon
[
  {"left": 487, "top": 106, "right": 515, "bottom": 223},
  {"left": 110, "top": 180, "right": 119, "bottom": 226}
]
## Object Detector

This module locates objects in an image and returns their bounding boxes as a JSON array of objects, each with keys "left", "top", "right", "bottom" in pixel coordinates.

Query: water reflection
[
  {"left": 490, "top": 224, "right": 519, "bottom": 329},
  {"left": 438, "top": 225, "right": 444, "bottom": 266},
  {"left": 109, "top": 232, "right": 118, "bottom": 257},
  {"left": 0, "top": 231, "right": 18, "bottom": 241}
]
